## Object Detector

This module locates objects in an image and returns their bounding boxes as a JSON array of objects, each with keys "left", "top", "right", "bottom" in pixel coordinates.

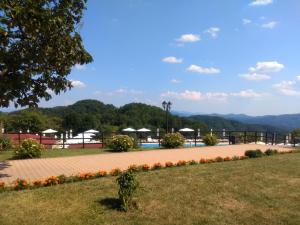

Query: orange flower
[
  {"left": 152, "top": 162, "right": 163, "bottom": 170},
  {"left": 176, "top": 160, "right": 187, "bottom": 166},
  {"left": 110, "top": 168, "right": 122, "bottom": 176},
  {"left": 0, "top": 181, "right": 5, "bottom": 188},
  {"left": 98, "top": 170, "right": 107, "bottom": 177},
  {"left": 165, "top": 161, "right": 174, "bottom": 167},
  {"left": 141, "top": 164, "right": 150, "bottom": 171},
  {"left": 199, "top": 158, "right": 206, "bottom": 164}
]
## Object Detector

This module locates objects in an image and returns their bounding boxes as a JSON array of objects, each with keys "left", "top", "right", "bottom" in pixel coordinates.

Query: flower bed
[{"left": 0, "top": 149, "right": 297, "bottom": 192}]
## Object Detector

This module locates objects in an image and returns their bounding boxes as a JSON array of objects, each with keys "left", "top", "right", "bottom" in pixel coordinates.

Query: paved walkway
[{"left": 0, "top": 144, "right": 291, "bottom": 183}]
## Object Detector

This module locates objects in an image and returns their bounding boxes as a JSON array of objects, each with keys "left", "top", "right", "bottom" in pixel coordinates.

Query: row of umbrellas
[
  {"left": 122, "top": 127, "right": 195, "bottom": 132},
  {"left": 43, "top": 127, "right": 196, "bottom": 134}
]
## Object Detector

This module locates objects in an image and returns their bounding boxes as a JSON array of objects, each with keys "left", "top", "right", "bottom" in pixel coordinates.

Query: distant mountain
[
  {"left": 188, "top": 115, "right": 288, "bottom": 134},
  {"left": 211, "top": 113, "right": 300, "bottom": 131}
]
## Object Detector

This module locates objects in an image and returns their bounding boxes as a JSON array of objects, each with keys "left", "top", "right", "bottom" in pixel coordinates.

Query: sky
[{"left": 6, "top": 0, "right": 300, "bottom": 115}]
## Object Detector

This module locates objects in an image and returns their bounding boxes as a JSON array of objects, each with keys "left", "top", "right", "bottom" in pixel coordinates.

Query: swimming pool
[{"left": 141, "top": 142, "right": 206, "bottom": 148}]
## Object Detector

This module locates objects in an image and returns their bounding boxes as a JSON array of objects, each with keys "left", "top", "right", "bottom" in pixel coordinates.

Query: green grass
[{"left": 1, "top": 153, "right": 299, "bottom": 225}]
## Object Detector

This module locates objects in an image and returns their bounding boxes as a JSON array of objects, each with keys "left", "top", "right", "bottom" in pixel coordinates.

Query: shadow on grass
[
  {"left": 0, "top": 161, "right": 11, "bottom": 178},
  {"left": 98, "top": 197, "right": 121, "bottom": 210}
]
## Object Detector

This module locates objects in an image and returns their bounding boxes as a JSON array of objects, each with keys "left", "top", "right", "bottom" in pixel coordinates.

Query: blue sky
[{"left": 9, "top": 0, "right": 300, "bottom": 115}]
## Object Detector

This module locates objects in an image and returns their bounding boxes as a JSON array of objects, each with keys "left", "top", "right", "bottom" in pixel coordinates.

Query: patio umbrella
[
  {"left": 179, "top": 128, "right": 194, "bottom": 132},
  {"left": 137, "top": 128, "right": 151, "bottom": 132},
  {"left": 85, "top": 129, "right": 99, "bottom": 133},
  {"left": 122, "top": 128, "right": 136, "bottom": 132},
  {"left": 42, "top": 129, "right": 58, "bottom": 134}
]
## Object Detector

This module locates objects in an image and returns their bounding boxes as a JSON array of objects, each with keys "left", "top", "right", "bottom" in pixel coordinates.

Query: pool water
[{"left": 141, "top": 142, "right": 206, "bottom": 148}]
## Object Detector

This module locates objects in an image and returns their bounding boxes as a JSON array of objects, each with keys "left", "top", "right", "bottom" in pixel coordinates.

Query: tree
[
  {"left": 0, "top": 0, "right": 92, "bottom": 108},
  {"left": 291, "top": 129, "right": 300, "bottom": 137}
]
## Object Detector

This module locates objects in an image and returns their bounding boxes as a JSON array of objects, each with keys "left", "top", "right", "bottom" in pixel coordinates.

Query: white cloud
[
  {"left": 250, "top": 0, "right": 273, "bottom": 6},
  {"left": 230, "top": 89, "right": 263, "bottom": 98},
  {"left": 249, "top": 61, "right": 284, "bottom": 73},
  {"left": 205, "top": 27, "right": 220, "bottom": 38},
  {"left": 93, "top": 88, "right": 143, "bottom": 97},
  {"left": 243, "top": 19, "right": 252, "bottom": 25},
  {"left": 74, "top": 64, "right": 86, "bottom": 70},
  {"left": 171, "top": 79, "right": 181, "bottom": 84},
  {"left": 161, "top": 89, "right": 263, "bottom": 101},
  {"left": 187, "top": 64, "right": 220, "bottom": 74},
  {"left": 162, "top": 56, "right": 183, "bottom": 64},
  {"left": 261, "top": 21, "right": 277, "bottom": 29},
  {"left": 161, "top": 90, "right": 203, "bottom": 101},
  {"left": 297, "top": 75, "right": 300, "bottom": 81},
  {"left": 239, "top": 73, "right": 271, "bottom": 81},
  {"left": 71, "top": 80, "right": 86, "bottom": 88},
  {"left": 273, "top": 81, "right": 300, "bottom": 96},
  {"left": 176, "top": 34, "right": 201, "bottom": 43}
]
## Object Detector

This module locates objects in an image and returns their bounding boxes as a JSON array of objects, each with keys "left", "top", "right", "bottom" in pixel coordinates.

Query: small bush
[
  {"left": 165, "top": 161, "right": 174, "bottom": 167},
  {"left": 110, "top": 168, "right": 122, "bottom": 176},
  {"left": 0, "top": 181, "right": 5, "bottom": 190},
  {"left": 265, "top": 149, "right": 278, "bottom": 156},
  {"left": 107, "top": 135, "right": 134, "bottom": 152},
  {"left": 43, "top": 176, "right": 60, "bottom": 186},
  {"left": 224, "top": 157, "right": 231, "bottom": 161},
  {"left": 117, "top": 171, "right": 139, "bottom": 211},
  {"left": 98, "top": 170, "right": 107, "bottom": 177},
  {"left": 188, "top": 160, "right": 198, "bottom": 165},
  {"left": 199, "top": 158, "right": 206, "bottom": 164},
  {"left": 32, "top": 179, "right": 43, "bottom": 188},
  {"left": 141, "top": 164, "right": 150, "bottom": 171},
  {"left": 232, "top": 156, "right": 240, "bottom": 161},
  {"left": 203, "top": 134, "right": 219, "bottom": 146},
  {"left": 152, "top": 162, "right": 163, "bottom": 170},
  {"left": 215, "top": 156, "right": 224, "bottom": 162},
  {"left": 13, "top": 179, "right": 30, "bottom": 190},
  {"left": 161, "top": 132, "right": 185, "bottom": 149},
  {"left": 0, "top": 135, "right": 12, "bottom": 150},
  {"left": 127, "top": 164, "right": 139, "bottom": 172},
  {"left": 245, "top": 149, "right": 263, "bottom": 158},
  {"left": 14, "top": 138, "right": 43, "bottom": 159},
  {"left": 176, "top": 160, "right": 187, "bottom": 166}
]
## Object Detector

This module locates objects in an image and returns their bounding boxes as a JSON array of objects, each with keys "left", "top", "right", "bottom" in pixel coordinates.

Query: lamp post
[{"left": 162, "top": 101, "right": 172, "bottom": 133}]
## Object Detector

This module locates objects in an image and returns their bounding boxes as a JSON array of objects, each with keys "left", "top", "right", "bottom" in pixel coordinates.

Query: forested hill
[
  {"left": 188, "top": 115, "right": 288, "bottom": 133},
  {"left": 0, "top": 99, "right": 288, "bottom": 134}
]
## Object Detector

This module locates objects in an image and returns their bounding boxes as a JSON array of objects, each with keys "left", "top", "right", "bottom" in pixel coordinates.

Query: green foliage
[
  {"left": 0, "top": 0, "right": 92, "bottom": 108},
  {"left": 161, "top": 132, "right": 185, "bottom": 149},
  {"left": 245, "top": 149, "right": 263, "bottom": 158},
  {"left": 265, "top": 149, "right": 278, "bottom": 156},
  {"left": 107, "top": 135, "right": 134, "bottom": 152},
  {"left": 14, "top": 138, "right": 44, "bottom": 159},
  {"left": 203, "top": 134, "right": 219, "bottom": 146},
  {"left": 0, "top": 135, "right": 12, "bottom": 150},
  {"left": 116, "top": 171, "right": 139, "bottom": 211},
  {"left": 291, "top": 129, "right": 300, "bottom": 137}
]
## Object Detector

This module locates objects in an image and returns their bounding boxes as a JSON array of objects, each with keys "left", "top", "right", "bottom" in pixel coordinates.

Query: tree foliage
[{"left": 0, "top": 0, "right": 92, "bottom": 108}]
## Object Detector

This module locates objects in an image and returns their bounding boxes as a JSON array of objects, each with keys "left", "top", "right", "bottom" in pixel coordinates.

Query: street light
[{"left": 162, "top": 101, "right": 172, "bottom": 133}]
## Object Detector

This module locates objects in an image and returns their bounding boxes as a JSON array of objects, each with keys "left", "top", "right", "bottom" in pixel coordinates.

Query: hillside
[
  {"left": 212, "top": 114, "right": 300, "bottom": 130},
  {"left": 0, "top": 99, "right": 291, "bottom": 134}
]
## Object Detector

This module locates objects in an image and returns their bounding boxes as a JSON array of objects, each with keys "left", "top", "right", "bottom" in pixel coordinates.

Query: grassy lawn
[{"left": 0, "top": 153, "right": 299, "bottom": 225}]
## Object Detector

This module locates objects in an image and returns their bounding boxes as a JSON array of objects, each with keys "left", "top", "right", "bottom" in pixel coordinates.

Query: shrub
[
  {"left": 188, "top": 160, "right": 198, "bottom": 165},
  {"left": 98, "top": 170, "right": 107, "bottom": 177},
  {"left": 32, "top": 179, "right": 43, "bottom": 188},
  {"left": 232, "top": 156, "right": 240, "bottom": 161},
  {"left": 215, "top": 156, "right": 224, "bottom": 162},
  {"left": 77, "top": 172, "right": 96, "bottom": 180},
  {"left": 14, "top": 138, "right": 43, "bottom": 159},
  {"left": 245, "top": 149, "right": 263, "bottom": 158},
  {"left": 141, "top": 164, "right": 150, "bottom": 171},
  {"left": 176, "top": 160, "right": 187, "bottom": 166},
  {"left": 265, "top": 149, "right": 278, "bottom": 156},
  {"left": 161, "top": 132, "right": 185, "bottom": 149},
  {"left": 107, "top": 135, "right": 134, "bottom": 152},
  {"left": 13, "top": 178, "right": 30, "bottom": 190},
  {"left": 152, "top": 162, "right": 163, "bottom": 170},
  {"left": 224, "top": 157, "right": 231, "bottom": 161},
  {"left": 239, "top": 156, "right": 249, "bottom": 160},
  {"left": 165, "top": 161, "right": 174, "bottom": 167},
  {"left": 43, "top": 176, "right": 60, "bottom": 186},
  {"left": 128, "top": 164, "right": 139, "bottom": 172},
  {"left": 0, "top": 135, "right": 12, "bottom": 150},
  {"left": 117, "top": 171, "right": 139, "bottom": 211},
  {"left": 199, "top": 158, "right": 206, "bottom": 164},
  {"left": 0, "top": 181, "right": 5, "bottom": 190},
  {"left": 203, "top": 134, "right": 219, "bottom": 146},
  {"left": 57, "top": 174, "right": 68, "bottom": 184},
  {"left": 110, "top": 168, "right": 122, "bottom": 176}
]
